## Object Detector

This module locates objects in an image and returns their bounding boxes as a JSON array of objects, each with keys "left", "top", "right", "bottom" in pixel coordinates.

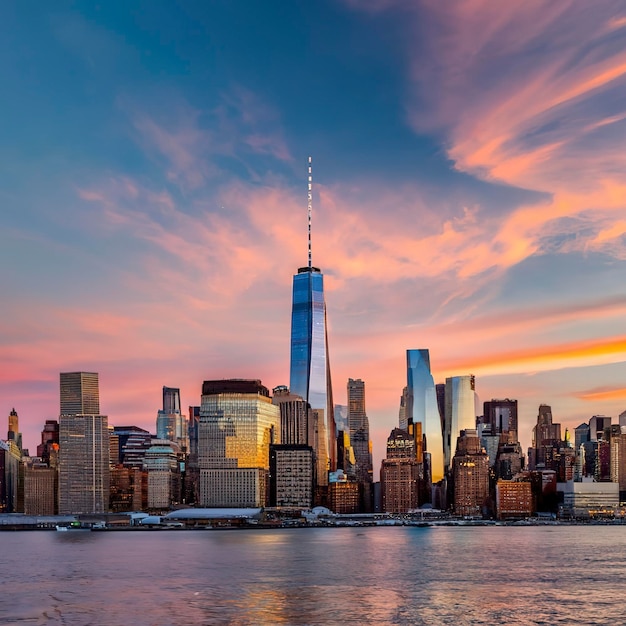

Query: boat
[{"left": 56, "top": 521, "right": 90, "bottom": 531}]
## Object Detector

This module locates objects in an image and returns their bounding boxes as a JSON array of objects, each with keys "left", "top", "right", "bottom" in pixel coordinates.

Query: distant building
[
  {"left": 109, "top": 466, "right": 145, "bottom": 512},
  {"left": 528, "top": 404, "right": 561, "bottom": 470},
  {"left": 328, "top": 470, "right": 359, "bottom": 514},
  {"left": 405, "top": 350, "right": 444, "bottom": 485},
  {"left": 452, "top": 429, "right": 489, "bottom": 517},
  {"left": 347, "top": 378, "right": 373, "bottom": 512},
  {"left": 483, "top": 399, "right": 518, "bottom": 443},
  {"left": 199, "top": 379, "right": 279, "bottom": 508},
  {"left": 143, "top": 439, "right": 180, "bottom": 509},
  {"left": 58, "top": 372, "right": 109, "bottom": 514},
  {"left": 444, "top": 376, "right": 477, "bottom": 474},
  {"left": 288, "top": 162, "right": 336, "bottom": 485},
  {"left": 36, "top": 420, "right": 59, "bottom": 466},
  {"left": 558, "top": 480, "right": 619, "bottom": 518},
  {"left": 610, "top": 431, "right": 626, "bottom": 500},
  {"left": 380, "top": 428, "right": 420, "bottom": 513},
  {"left": 24, "top": 462, "right": 57, "bottom": 515},
  {"left": 269, "top": 444, "right": 314, "bottom": 507},
  {"left": 496, "top": 480, "right": 532, "bottom": 519},
  {"left": 156, "top": 387, "right": 189, "bottom": 453}
]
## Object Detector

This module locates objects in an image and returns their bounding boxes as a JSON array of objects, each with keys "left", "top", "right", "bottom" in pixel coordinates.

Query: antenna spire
[
  {"left": 307, "top": 157, "right": 313, "bottom": 269},
  {"left": 307, "top": 156, "right": 312, "bottom": 269}
]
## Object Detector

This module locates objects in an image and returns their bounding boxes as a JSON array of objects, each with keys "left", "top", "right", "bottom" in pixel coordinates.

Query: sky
[{"left": 3, "top": 0, "right": 626, "bottom": 472}]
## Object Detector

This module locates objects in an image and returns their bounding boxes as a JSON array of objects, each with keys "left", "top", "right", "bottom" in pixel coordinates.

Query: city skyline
[{"left": 3, "top": 2, "right": 626, "bottom": 470}]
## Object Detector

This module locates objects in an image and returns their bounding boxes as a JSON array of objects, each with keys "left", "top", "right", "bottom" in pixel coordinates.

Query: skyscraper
[
  {"left": 483, "top": 399, "right": 518, "bottom": 443},
  {"left": 289, "top": 157, "right": 336, "bottom": 484},
  {"left": 347, "top": 378, "right": 372, "bottom": 486},
  {"left": 443, "top": 375, "right": 477, "bottom": 473},
  {"left": 405, "top": 349, "right": 444, "bottom": 484},
  {"left": 58, "top": 372, "right": 109, "bottom": 514},
  {"left": 156, "top": 386, "right": 189, "bottom": 452},
  {"left": 198, "top": 379, "right": 280, "bottom": 507},
  {"left": 60, "top": 372, "right": 99, "bottom": 415}
]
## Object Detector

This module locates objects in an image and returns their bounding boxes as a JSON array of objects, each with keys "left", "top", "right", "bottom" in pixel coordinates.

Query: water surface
[{"left": 2, "top": 526, "right": 625, "bottom": 625}]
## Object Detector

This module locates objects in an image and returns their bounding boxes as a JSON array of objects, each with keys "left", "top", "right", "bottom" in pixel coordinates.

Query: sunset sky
[{"left": 3, "top": 1, "right": 626, "bottom": 469}]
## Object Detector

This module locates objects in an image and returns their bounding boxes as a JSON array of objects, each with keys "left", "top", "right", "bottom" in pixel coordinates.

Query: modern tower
[
  {"left": 156, "top": 386, "right": 189, "bottom": 452},
  {"left": 406, "top": 349, "right": 444, "bottom": 484},
  {"left": 443, "top": 375, "right": 477, "bottom": 473},
  {"left": 58, "top": 372, "right": 110, "bottom": 514},
  {"left": 289, "top": 156, "right": 336, "bottom": 485},
  {"left": 347, "top": 378, "right": 372, "bottom": 486}
]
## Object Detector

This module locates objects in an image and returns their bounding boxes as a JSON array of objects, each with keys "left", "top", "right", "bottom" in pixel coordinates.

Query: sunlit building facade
[
  {"left": 406, "top": 349, "right": 444, "bottom": 483},
  {"left": 444, "top": 375, "right": 477, "bottom": 473},
  {"left": 198, "top": 380, "right": 280, "bottom": 507}
]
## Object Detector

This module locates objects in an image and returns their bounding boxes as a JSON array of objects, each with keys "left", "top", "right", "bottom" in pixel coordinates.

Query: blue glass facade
[
  {"left": 406, "top": 349, "right": 444, "bottom": 483},
  {"left": 289, "top": 267, "right": 335, "bottom": 479}
]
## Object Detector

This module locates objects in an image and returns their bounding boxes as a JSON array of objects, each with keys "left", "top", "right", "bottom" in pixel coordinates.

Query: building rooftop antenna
[{"left": 308, "top": 156, "right": 312, "bottom": 269}]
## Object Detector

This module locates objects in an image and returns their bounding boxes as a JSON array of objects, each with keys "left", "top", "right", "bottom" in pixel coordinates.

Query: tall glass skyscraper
[
  {"left": 406, "top": 349, "right": 444, "bottom": 483},
  {"left": 288, "top": 157, "right": 336, "bottom": 483},
  {"left": 443, "top": 375, "right": 478, "bottom": 473}
]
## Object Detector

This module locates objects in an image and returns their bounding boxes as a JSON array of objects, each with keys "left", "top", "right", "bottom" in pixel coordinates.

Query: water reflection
[{"left": 2, "top": 527, "right": 626, "bottom": 625}]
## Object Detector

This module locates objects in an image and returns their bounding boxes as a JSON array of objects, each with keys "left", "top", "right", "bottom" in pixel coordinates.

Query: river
[{"left": 1, "top": 525, "right": 625, "bottom": 625}]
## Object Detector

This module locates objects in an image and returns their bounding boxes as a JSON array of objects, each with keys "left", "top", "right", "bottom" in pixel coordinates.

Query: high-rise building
[
  {"left": 269, "top": 444, "right": 315, "bottom": 507},
  {"left": 37, "top": 420, "right": 59, "bottom": 466},
  {"left": 198, "top": 379, "right": 280, "bottom": 507},
  {"left": 272, "top": 386, "right": 315, "bottom": 446},
  {"left": 156, "top": 387, "right": 189, "bottom": 452},
  {"left": 58, "top": 372, "right": 109, "bottom": 514},
  {"left": 60, "top": 372, "right": 99, "bottom": 415},
  {"left": 7, "top": 408, "right": 22, "bottom": 451},
  {"left": 380, "top": 428, "right": 421, "bottom": 513},
  {"left": 483, "top": 399, "right": 518, "bottom": 443},
  {"left": 288, "top": 157, "right": 336, "bottom": 486},
  {"left": 444, "top": 375, "right": 477, "bottom": 473},
  {"left": 528, "top": 404, "right": 561, "bottom": 470},
  {"left": 589, "top": 415, "right": 611, "bottom": 441},
  {"left": 405, "top": 349, "right": 444, "bottom": 484},
  {"left": 24, "top": 461, "right": 57, "bottom": 515},
  {"left": 347, "top": 379, "right": 373, "bottom": 486},
  {"left": 452, "top": 429, "right": 490, "bottom": 517},
  {"left": 143, "top": 439, "right": 181, "bottom": 509}
]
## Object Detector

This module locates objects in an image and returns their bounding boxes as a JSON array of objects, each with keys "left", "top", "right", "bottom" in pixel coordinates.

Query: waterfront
[{"left": 2, "top": 526, "right": 625, "bottom": 625}]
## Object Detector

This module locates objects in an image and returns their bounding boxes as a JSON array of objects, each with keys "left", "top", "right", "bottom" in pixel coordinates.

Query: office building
[
  {"left": 24, "top": 462, "right": 57, "bottom": 516},
  {"left": 7, "top": 408, "right": 22, "bottom": 451},
  {"left": 452, "top": 429, "right": 490, "bottom": 517},
  {"left": 289, "top": 157, "right": 336, "bottom": 486},
  {"left": 58, "top": 372, "right": 109, "bottom": 514},
  {"left": 198, "top": 379, "right": 280, "bottom": 507},
  {"left": 60, "top": 372, "right": 99, "bottom": 415},
  {"left": 405, "top": 349, "right": 444, "bottom": 484},
  {"left": 156, "top": 386, "right": 189, "bottom": 452},
  {"left": 483, "top": 399, "right": 518, "bottom": 443},
  {"left": 496, "top": 480, "right": 533, "bottom": 520},
  {"left": 558, "top": 480, "right": 619, "bottom": 518},
  {"left": 328, "top": 470, "right": 359, "bottom": 514},
  {"left": 269, "top": 444, "right": 314, "bottom": 507},
  {"left": 347, "top": 379, "right": 372, "bottom": 482},
  {"left": 380, "top": 428, "right": 421, "bottom": 513},
  {"left": 37, "top": 420, "right": 59, "bottom": 467},
  {"left": 444, "top": 375, "right": 477, "bottom": 473},
  {"left": 589, "top": 415, "right": 611, "bottom": 441},
  {"left": 272, "top": 386, "right": 315, "bottom": 446},
  {"left": 528, "top": 404, "right": 561, "bottom": 470},
  {"left": 143, "top": 439, "right": 180, "bottom": 509}
]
